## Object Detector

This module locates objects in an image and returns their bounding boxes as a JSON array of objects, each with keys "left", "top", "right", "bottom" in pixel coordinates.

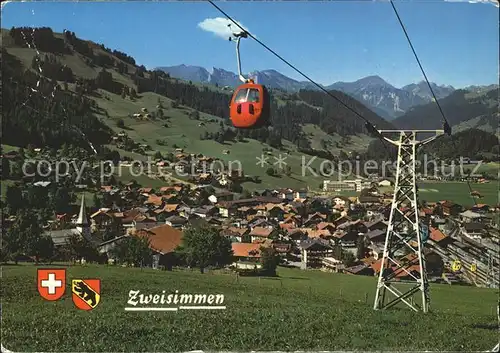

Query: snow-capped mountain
[{"left": 155, "top": 65, "right": 458, "bottom": 120}]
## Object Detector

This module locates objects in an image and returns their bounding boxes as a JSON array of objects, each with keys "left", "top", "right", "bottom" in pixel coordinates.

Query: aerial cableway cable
[{"left": 390, "top": 0, "right": 478, "bottom": 207}]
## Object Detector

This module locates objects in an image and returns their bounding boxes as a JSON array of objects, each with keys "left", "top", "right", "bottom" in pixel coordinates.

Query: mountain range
[{"left": 156, "top": 64, "right": 461, "bottom": 120}]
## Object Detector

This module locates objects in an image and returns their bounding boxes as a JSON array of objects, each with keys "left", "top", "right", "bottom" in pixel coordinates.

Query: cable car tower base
[{"left": 374, "top": 129, "right": 444, "bottom": 313}]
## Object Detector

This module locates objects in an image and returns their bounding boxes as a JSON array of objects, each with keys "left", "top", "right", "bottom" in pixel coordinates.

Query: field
[
  {"left": 2, "top": 264, "right": 499, "bottom": 351},
  {"left": 418, "top": 181, "right": 499, "bottom": 206}
]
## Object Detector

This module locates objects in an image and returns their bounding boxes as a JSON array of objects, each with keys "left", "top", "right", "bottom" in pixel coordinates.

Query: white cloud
[
  {"left": 443, "top": 0, "right": 499, "bottom": 7},
  {"left": 197, "top": 17, "right": 253, "bottom": 40}
]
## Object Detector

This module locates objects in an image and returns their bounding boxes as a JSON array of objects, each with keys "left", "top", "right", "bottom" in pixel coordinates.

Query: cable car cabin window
[
  {"left": 234, "top": 89, "right": 248, "bottom": 103},
  {"left": 247, "top": 89, "right": 260, "bottom": 103},
  {"left": 233, "top": 88, "right": 260, "bottom": 103}
]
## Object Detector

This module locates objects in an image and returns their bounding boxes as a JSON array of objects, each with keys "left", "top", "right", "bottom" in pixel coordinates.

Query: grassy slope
[
  {"left": 2, "top": 264, "right": 499, "bottom": 351},
  {"left": 302, "top": 124, "right": 372, "bottom": 153},
  {"left": 418, "top": 181, "right": 499, "bottom": 206}
]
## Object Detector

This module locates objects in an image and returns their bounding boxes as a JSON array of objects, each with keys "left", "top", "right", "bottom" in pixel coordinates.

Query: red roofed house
[
  {"left": 134, "top": 224, "right": 183, "bottom": 270},
  {"left": 428, "top": 227, "right": 453, "bottom": 246},
  {"left": 231, "top": 243, "right": 265, "bottom": 270},
  {"left": 440, "top": 201, "right": 463, "bottom": 216},
  {"left": 249, "top": 226, "right": 278, "bottom": 242}
]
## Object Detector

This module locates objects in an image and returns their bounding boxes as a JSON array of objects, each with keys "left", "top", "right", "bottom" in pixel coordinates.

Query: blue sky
[{"left": 2, "top": 0, "right": 498, "bottom": 88}]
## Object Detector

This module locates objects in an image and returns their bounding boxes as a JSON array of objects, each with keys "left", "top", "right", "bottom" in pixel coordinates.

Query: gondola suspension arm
[{"left": 229, "top": 26, "right": 251, "bottom": 84}]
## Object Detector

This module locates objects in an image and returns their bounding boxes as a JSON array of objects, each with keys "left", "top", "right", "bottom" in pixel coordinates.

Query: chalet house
[
  {"left": 365, "top": 229, "right": 386, "bottom": 243},
  {"left": 275, "top": 188, "right": 307, "bottom": 201},
  {"left": 303, "top": 228, "right": 333, "bottom": 240},
  {"left": 332, "top": 196, "right": 350, "bottom": 208},
  {"left": 162, "top": 203, "right": 181, "bottom": 216},
  {"left": 218, "top": 202, "right": 236, "bottom": 218},
  {"left": 428, "top": 227, "right": 453, "bottom": 246},
  {"left": 174, "top": 160, "right": 189, "bottom": 173},
  {"left": 299, "top": 239, "right": 334, "bottom": 269},
  {"left": 135, "top": 224, "right": 183, "bottom": 270},
  {"left": 97, "top": 236, "right": 127, "bottom": 261},
  {"left": 90, "top": 209, "right": 119, "bottom": 229},
  {"left": 334, "top": 229, "right": 358, "bottom": 247},
  {"left": 177, "top": 205, "right": 193, "bottom": 218},
  {"left": 344, "top": 263, "right": 374, "bottom": 276},
  {"left": 153, "top": 208, "right": 169, "bottom": 221},
  {"left": 256, "top": 203, "right": 285, "bottom": 220},
  {"left": 217, "top": 197, "right": 282, "bottom": 218},
  {"left": 460, "top": 210, "right": 489, "bottom": 224},
  {"left": 308, "top": 197, "right": 331, "bottom": 212},
  {"left": 272, "top": 243, "right": 292, "bottom": 258},
  {"left": 253, "top": 189, "right": 277, "bottom": 197},
  {"left": 303, "top": 212, "right": 327, "bottom": 227},
  {"left": 231, "top": 242, "right": 264, "bottom": 270},
  {"left": 193, "top": 205, "right": 218, "bottom": 218},
  {"left": 212, "top": 191, "right": 234, "bottom": 203},
  {"left": 165, "top": 215, "right": 188, "bottom": 229},
  {"left": 122, "top": 208, "right": 148, "bottom": 228},
  {"left": 144, "top": 194, "right": 164, "bottom": 208},
  {"left": 316, "top": 222, "right": 336, "bottom": 234},
  {"left": 281, "top": 215, "right": 301, "bottom": 228},
  {"left": 133, "top": 215, "right": 162, "bottom": 230},
  {"left": 160, "top": 185, "right": 183, "bottom": 195},
  {"left": 320, "top": 256, "right": 344, "bottom": 273},
  {"left": 341, "top": 219, "right": 367, "bottom": 234},
  {"left": 236, "top": 206, "right": 257, "bottom": 218},
  {"left": 358, "top": 196, "right": 381, "bottom": 205},
  {"left": 249, "top": 226, "right": 278, "bottom": 242},
  {"left": 430, "top": 216, "right": 446, "bottom": 231},
  {"left": 279, "top": 222, "right": 295, "bottom": 232},
  {"left": 440, "top": 201, "right": 463, "bottom": 216},
  {"left": 221, "top": 227, "right": 250, "bottom": 242},
  {"left": 333, "top": 215, "right": 351, "bottom": 228},
  {"left": 287, "top": 228, "right": 308, "bottom": 243},
  {"left": 463, "top": 223, "right": 486, "bottom": 238},
  {"left": 365, "top": 218, "right": 387, "bottom": 232},
  {"left": 249, "top": 217, "right": 275, "bottom": 229}
]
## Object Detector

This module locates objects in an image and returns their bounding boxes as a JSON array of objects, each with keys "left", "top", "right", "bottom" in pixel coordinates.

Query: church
[{"left": 44, "top": 195, "right": 94, "bottom": 247}]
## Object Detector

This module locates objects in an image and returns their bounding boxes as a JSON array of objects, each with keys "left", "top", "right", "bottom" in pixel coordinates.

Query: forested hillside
[
  {"left": 2, "top": 26, "right": 390, "bottom": 153},
  {"left": 393, "top": 88, "right": 498, "bottom": 132},
  {"left": 2, "top": 47, "right": 112, "bottom": 150}
]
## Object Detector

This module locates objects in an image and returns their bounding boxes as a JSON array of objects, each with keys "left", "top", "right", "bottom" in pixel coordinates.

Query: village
[{"left": 3, "top": 144, "right": 498, "bottom": 288}]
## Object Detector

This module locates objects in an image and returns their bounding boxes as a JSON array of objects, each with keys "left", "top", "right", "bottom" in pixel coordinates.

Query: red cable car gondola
[
  {"left": 228, "top": 29, "right": 271, "bottom": 129},
  {"left": 229, "top": 80, "right": 270, "bottom": 129}
]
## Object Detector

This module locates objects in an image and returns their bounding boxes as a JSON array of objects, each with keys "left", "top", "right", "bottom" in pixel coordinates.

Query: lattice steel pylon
[{"left": 373, "top": 129, "right": 444, "bottom": 313}]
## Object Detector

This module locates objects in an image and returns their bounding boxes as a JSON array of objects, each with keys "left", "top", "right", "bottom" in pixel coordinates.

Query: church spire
[{"left": 76, "top": 194, "right": 90, "bottom": 237}]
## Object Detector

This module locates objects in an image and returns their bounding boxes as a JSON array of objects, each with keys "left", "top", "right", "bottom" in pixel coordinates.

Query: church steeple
[{"left": 76, "top": 194, "right": 90, "bottom": 236}]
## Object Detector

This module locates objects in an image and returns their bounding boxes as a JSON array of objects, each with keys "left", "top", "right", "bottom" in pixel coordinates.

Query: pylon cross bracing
[{"left": 373, "top": 129, "right": 444, "bottom": 313}]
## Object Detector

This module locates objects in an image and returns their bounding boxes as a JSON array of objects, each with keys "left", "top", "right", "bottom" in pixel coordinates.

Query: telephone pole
[{"left": 374, "top": 129, "right": 444, "bottom": 313}]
